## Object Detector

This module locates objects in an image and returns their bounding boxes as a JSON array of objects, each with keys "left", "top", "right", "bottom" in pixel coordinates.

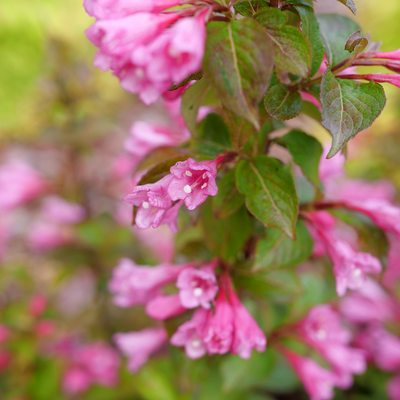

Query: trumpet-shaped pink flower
[
  {"left": 168, "top": 158, "right": 218, "bottom": 211},
  {"left": 176, "top": 264, "right": 218, "bottom": 309},
  {"left": 113, "top": 328, "right": 167, "bottom": 373},
  {"left": 170, "top": 308, "right": 211, "bottom": 359},
  {"left": 285, "top": 351, "right": 337, "bottom": 400},
  {"left": 41, "top": 196, "right": 86, "bottom": 225},
  {"left": 63, "top": 367, "right": 92, "bottom": 394},
  {"left": 365, "top": 48, "right": 400, "bottom": 60},
  {"left": 387, "top": 375, "right": 400, "bottom": 400},
  {"left": 334, "top": 180, "right": 396, "bottom": 203},
  {"left": 108, "top": 258, "right": 188, "bottom": 307},
  {"left": 145, "top": 294, "right": 186, "bottom": 320},
  {"left": 0, "top": 161, "right": 46, "bottom": 210},
  {"left": 229, "top": 289, "right": 267, "bottom": 359},
  {"left": 384, "top": 235, "right": 400, "bottom": 287},
  {"left": 318, "top": 144, "right": 346, "bottom": 185},
  {"left": 203, "top": 291, "right": 234, "bottom": 355},
  {"left": 84, "top": 0, "right": 184, "bottom": 19},
  {"left": 361, "top": 73, "right": 400, "bottom": 88},
  {"left": 123, "top": 175, "right": 174, "bottom": 230}
]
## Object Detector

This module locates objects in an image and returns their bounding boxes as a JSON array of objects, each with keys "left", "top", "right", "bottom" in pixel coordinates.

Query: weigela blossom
[
  {"left": 28, "top": 221, "right": 68, "bottom": 251},
  {"left": 113, "top": 328, "right": 167, "bottom": 372},
  {"left": 145, "top": 294, "right": 186, "bottom": 320},
  {"left": 170, "top": 308, "right": 211, "bottom": 359},
  {"left": 0, "top": 161, "right": 46, "bottom": 210},
  {"left": 41, "top": 196, "right": 86, "bottom": 224},
  {"left": 176, "top": 262, "right": 218, "bottom": 309},
  {"left": 168, "top": 158, "right": 218, "bottom": 211},
  {"left": 387, "top": 374, "right": 400, "bottom": 400},
  {"left": 108, "top": 258, "right": 188, "bottom": 307},
  {"left": 63, "top": 367, "right": 92, "bottom": 394}
]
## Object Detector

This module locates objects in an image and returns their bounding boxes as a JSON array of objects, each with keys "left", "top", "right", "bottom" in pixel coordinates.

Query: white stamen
[
  {"left": 168, "top": 46, "right": 180, "bottom": 58},
  {"left": 353, "top": 268, "right": 362, "bottom": 278},
  {"left": 201, "top": 183, "right": 207, "bottom": 189},
  {"left": 202, "top": 173, "right": 207, "bottom": 179},
  {"left": 142, "top": 201, "right": 150, "bottom": 209},
  {"left": 315, "top": 329, "right": 327, "bottom": 341},
  {"left": 191, "top": 339, "right": 201, "bottom": 348},
  {"left": 135, "top": 68, "right": 145, "bottom": 79},
  {"left": 184, "top": 185, "right": 192, "bottom": 194},
  {"left": 193, "top": 287, "right": 203, "bottom": 297},
  {"left": 185, "top": 170, "right": 193, "bottom": 177}
]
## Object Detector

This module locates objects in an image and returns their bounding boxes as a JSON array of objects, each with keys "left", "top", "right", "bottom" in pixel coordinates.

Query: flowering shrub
[{"left": 2, "top": 0, "right": 400, "bottom": 399}]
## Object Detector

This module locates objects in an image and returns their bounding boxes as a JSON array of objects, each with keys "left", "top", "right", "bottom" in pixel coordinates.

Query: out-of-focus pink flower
[
  {"left": 75, "top": 343, "right": 120, "bottom": 386},
  {"left": 114, "top": 328, "right": 167, "bottom": 373},
  {"left": 108, "top": 258, "right": 187, "bottom": 307},
  {"left": 63, "top": 367, "right": 93, "bottom": 394},
  {"left": 0, "top": 217, "right": 9, "bottom": 262},
  {"left": 29, "top": 294, "right": 48, "bottom": 317},
  {"left": 176, "top": 265, "right": 218, "bottom": 309},
  {"left": 356, "top": 325, "right": 400, "bottom": 372},
  {"left": 112, "top": 154, "right": 137, "bottom": 179},
  {"left": 28, "top": 221, "right": 67, "bottom": 251},
  {"left": 41, "top": 196, "right": 86, "bottom": 225},
  {"left": 384, "top": 235, "right": 400, "bottom": 287},
  {"left": 306, "top": 211, "right": 336, "bottom": 258},
  {"left": 168, "top": 158, "right": 218, "bottom": 211},
  {"left": 318, "top": 144, "right": 346, "bottom": 185},
  {"left": 301, "top": 92, "right": 321, "bottom": 110},
  {"left": 229, "top": 287, "right": 267, "bottom": 359},
  {"left": 170, "top": 308, "right": 210, "bottom": 359},
  {"left": 0, "top": 161, "right": 46, "bottom": 210},
  {"left": 145, "top": 294, "right": 186, "bottom": 320},
  {"left": 0, "top": 350, "right": 10, "bottom": 372},
  {"left": 334, "top": 180, "right": 396, "bottom": 203},
  {"left": 123, "top": 175, "right": 174, "bottom": 230},
  {"left": 84, "top": 0, "right": 184, "bottom": 19},
  {"left": 344, "top": 73, "right": 400, "bottom": 88},
  {"left": 203, "top": 290, "right": 234, "bottom": 355},
  {"left": 284, "top": 350, "right": 337, "bottom": 400},
  {"left": 340, "top": 278, "right": 397, "bottom": 324},
  {"left": 0, "top": 325, "right": 10, "bottom": 343},
  {"left": 34, "top": 320, "right": 57, "bottom": 338},
  {"left": 387, "top": 374, "right": 400, "bottom": 400}
]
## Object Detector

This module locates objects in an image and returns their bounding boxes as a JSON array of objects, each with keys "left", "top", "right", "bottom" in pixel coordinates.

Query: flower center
[
  {"left": 142, "top": 201, "right": 150, "bottom": 209},
  {"left": 315, "top": 329, "right": 327, "bottom": 340},
  {"left": 191, "top": 339, "right": 201, "bottom": 348},
  {"left": 193, "top": 287, "right": 203, "bottom": 297},
  {"left": 353, "top": 268, "right": 362, "bottom": 278},
  {"left": 135, "top": 68, "right": 145, "bottom": 79},
  {"left": 184, "top": 185, "right": 192, "bottom": 194}
]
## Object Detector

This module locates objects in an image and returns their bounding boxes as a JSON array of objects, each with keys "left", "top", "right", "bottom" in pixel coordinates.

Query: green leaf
[
  {"left": 203, "top": 204, "right": 252, "bottom": 260},
  {"left": 138, "top": 156, "right": 184, "bottom": 185},
  {"left": 320, "top": 68, "right": 386, "bottom": 158},
  {"left": 278, "top": 130, "right": 323, "bottom": 188},
  {"left": 253, "top": 220, "right": 312, "bottom": 271},
  {"left": 181, "top": 78, "right": 210, "bottom": 135},
  {"left": 285, "top": 0, "right": 312, "bottom": 6},
  {"left": 203, "top": 19, "right": 273, "bottom": 129},
  {"left": 254, "top": 8, "right": 311, "bottom": 77},
  {"left": 234, "top": 0, "right": 269, "bottom": 17},
  {"left": 243, "top": 120, "right": 273, "bottom": 157},
  {"left": 345, "top": 30, "right": 368, "bottom": 55},
  {"left": 337, "top": 0, "right": 357, "bottom": 15},
  {"left": 317, "top": 14, "right": 361, "bottom": 65},
  {"left": 300, "top": 98, "right": 321, "bottom": 121},
  {"left": 222, "top": 106, "right": 257, "bottom": 150},
  {"left": 137, "top": 147, "right": 191, "bottom": 172},
  {"left": 194, "top": 113, "right": 232, "bottom": 157},
  {"left": 236, "top": 155, "right": 299, "bottom": 239},
  {"left": 293, "top": 5, "right": 325, "bottom": 76},
  {"left": 264, "top": 84, "right": 302, "bottom": 121},
  {"left": 211, "top": 169, "right": 245, "bottom": 219}
]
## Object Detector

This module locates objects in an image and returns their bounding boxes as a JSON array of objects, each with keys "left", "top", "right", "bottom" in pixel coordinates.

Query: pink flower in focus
[
  {"left": 63, "top": 367, "right": 93, "bottom": 394},
  {"left": 285, "top": 351, "right": 337, "bottom": 400},
  {"left": 145, "top": 294, "right": 186, "bottom": 320},
  {"left": 168, "top": 158, "right": 218, "bottom": 211},
  {"left": 41, "top": 196, "right": 86, "bottom": 224},
  {"left": 0, "top": 161, "right": 45, "bottom": 210},
  {"left": 170, "top": 308, "right": 211, "bottom": 359},
  {"left": 84, "top": 0, "right": 184, "bottom": 19},
  {"left": 203, "top": 290, "right": 234, "bottom": 355},
  {"left": 388, "top": 374, "right": 400, "bottom": 400},
  {"left": 229, "top": 288, "right": 267, "bottom": 359},
  {"left": 113, "top": 328, "right": 167, "bottom": 373},
  {"left": 364, "top": 49, "right": 400, "bottom": 60},
  {"left": 108, "top": 258, "right": 187, "bottom": 307},
  {"left": 29, "top": 294, "right": 47, "bottom": 317},
  {"left": 359, "top": 73, "right": 400, "bottom": 88},
  {"left": 123, "top": 175, "right": 174, "bottom": 230},
  {"left": 75, "top": 343, "right": 120, "bottom": 386},
  {"left": 176, "top": 264, "right": 218, "bottom": 309}
]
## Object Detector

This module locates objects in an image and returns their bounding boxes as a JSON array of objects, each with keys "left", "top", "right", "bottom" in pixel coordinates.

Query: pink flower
[
  {"left": 203, "top": 290, "right": 234, "bottom": 355},
  {"left": 0, "top": 325, "right": 10, "bottom": 343},
  {"left": 123, "top": 175, "right": 174, "bottom": 230},
  {"left": 387, "top": 374, "right": 400, "bottom": 400},
  {"left": 176, "top": 263, "right": 218, "bottom": 309},
  {"left": 34, "top": 320, "right": 57, "bottom": 338},
  {"left": 170, "top": 308, "right": 211, "bottom": 359},
  {"left": 41, "top": 196, "right": 86, "bottom": 224},
  {"left": 333, "top": 180, "right": 396, "bottom": 203},
  {"left": 0, "top": 161, "right": 45, "bottom": 210},
  {"left": 301, "top": 92, "right": 321, "bottom": 110},
  {"left": 63, "top": 367, "right": 92, "bottom": 394},
  {"left": 384, "top": 235, "right": 400, "bottom": 287},
  {"left": 29, "top": 294, "right": 47, "bottom": 317},
  {"left": 318, "top": 144, "right": 346, "bottom": 185},
  {"left": 229, "top": 288, "right": 267, "bottom": 359},
  {"left": 84, "top": 0, "right": 184, "bottom": 19},
  {"left": 356, "top": 325, "right": 400, "bottom": 372},
  {"left": 75, "top": 343, "right": 120, "bottom": 386},
  {"left": 362, "top": 73, "right": 400, "bottom": 88},
  {"left": 113, "top": 328, "right": 167, "bottom": 372},
  {"left": 108, "top": 258, "right": 187, "bottom": 307},
  {"left": 364, "top": 49, "right": 400, "bottom": 60},
  {"left": 145, "top": 294, "right": 186, "bottom": 320},
  {"left": 306, "top": 211, "right": 336, "bottom": 258},
  {"left": 168, "top": 158, "right": 218, "bottom": 211},
  {"left": 0, "top": 350, "right": 10, "bottom": 373},
  {"left": 285, "top": 351, "right": 337, "bottom": 400},
  {"left": 28, "top": 221, "right": 67, "bottom": 251},
  {"left": 339, "top": 278, "right": 396, "bottom": 324}
]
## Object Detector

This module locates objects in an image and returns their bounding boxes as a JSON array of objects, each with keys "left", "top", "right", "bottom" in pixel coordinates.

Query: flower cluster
[
  {"left": 84, "top": 0, "right": 216, "bottom": 104},
  {"left": 110, "top": 258, "right": 266, "bottom": 369},
  {"left": 123, "top": 157, "right": 219, "bottom": 232}
]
